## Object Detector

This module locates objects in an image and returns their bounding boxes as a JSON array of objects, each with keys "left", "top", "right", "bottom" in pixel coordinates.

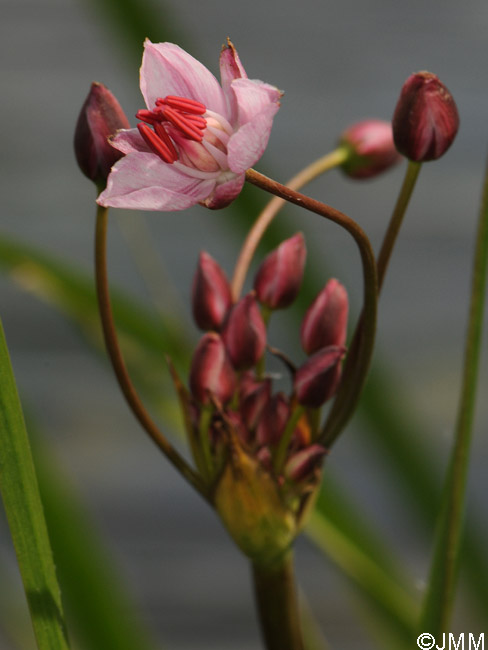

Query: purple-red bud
[
  {"left": 392, "top": 71, "right": 459, "bottom": 162},
  {"left": 240, "top": 377, "right": 272, "bottom": 432},
  {"left": 300, "top": 279, "right": 348, "bottom": 355},
  {"left": 223, "top": 293, "right": 267, "bottom": 370},
  {"left": 256, "top": 393, "right": 290, "bottom": 446},
  {"left": 339, "top": 120, "right": 401, "bottom": 179},
  {"left": 254, "top": 233, "right": 306, "bottom": 309},
  {"left": 74, "top": 82, "right": 130, "bottom": 187},
  {"left": 192, "top": 252, "right": 232, "bottom": 331},
  {"left": 284, "top": 444, "right": 327, "bottom": 482},
  {"left": 294, "top": 346, "right": 345, "bottom": 408},
  {"left": 189, "top": 333, "right": 236, "bottom": 404}
]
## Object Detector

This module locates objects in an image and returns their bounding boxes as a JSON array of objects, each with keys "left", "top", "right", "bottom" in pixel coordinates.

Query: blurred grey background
[{"left": 1, "top": 0, "right": 487, "bottom": 648}]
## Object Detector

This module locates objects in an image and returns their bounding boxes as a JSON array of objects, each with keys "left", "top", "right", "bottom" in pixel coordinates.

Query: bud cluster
[{"left": 182, "top": 233, "right": 348, "bottom": 496}]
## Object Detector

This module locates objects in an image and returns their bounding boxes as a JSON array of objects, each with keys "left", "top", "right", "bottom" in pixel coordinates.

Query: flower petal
[
  {"left": 110, "top": 128, "right": 151, "bottom": 154},
  {"left": 219, "top": 39, "right": 247, "bottom": 124},
  {"left": 202, "top": 173, "right": 245, "bottom": 209},
  {"left": 227, "top": 103, "right": 280, "bottom": 174},
  {"left": 141, "top": 40, "right": 227, "bottom": 117},
  {"left": 97, "top": 152, "right": 216, "bottom": 211},
  {"left": 231, "top": 78, "right": 282, "bottom": 127}
]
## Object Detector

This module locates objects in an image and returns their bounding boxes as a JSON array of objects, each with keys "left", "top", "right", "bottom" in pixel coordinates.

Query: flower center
[{"left": 136, "top": 95, "right": 230, "bottom": 174}]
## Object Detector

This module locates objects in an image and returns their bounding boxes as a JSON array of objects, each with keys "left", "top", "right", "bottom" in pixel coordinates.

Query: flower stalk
[
  {"left": 245, "top": 169, "right": 378, "bottom": 448},
  {"left": 232, "top": 148, "right": 349, "bottom": 300},
  {"left": 252, "top": 553, "right": 304, "bottom": 650},
  {"left": 95, "top": 204, "right": 208, "bottom": 500}
]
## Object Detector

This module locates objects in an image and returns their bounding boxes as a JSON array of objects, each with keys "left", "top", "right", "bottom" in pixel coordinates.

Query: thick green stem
[
  {"left": 245, "top": 169, "right": 377, "bottom": 449},
  {"left": 252, "top": 553, "right": 304, "bottom": 650},
  {"left": 419, "top": 157, "right": 488, "bottom": 635},
  {"left": 95, "top": 205, "right": 208, "bottom": 500}
]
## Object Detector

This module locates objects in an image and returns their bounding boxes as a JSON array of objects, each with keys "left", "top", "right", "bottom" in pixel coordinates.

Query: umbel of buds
[
  {"left": 177, "top": 236, "right": 349, "bottom": 565},
  {"left": 392, "top": 71, "right": 460, "bottom": 162},
  {"left": 339, "top": 120, "right": 401, "bottom": 179},
  {"left": 74, "top": 82, "right": 130, "bottom": 187}
]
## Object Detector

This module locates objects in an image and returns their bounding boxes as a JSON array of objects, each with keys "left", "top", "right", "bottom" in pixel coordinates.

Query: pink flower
[{"left": 97, "top": 39, "right": 282, "bottom": 211}]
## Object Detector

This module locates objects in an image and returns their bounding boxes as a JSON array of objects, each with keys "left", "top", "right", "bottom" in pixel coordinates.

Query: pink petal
[
  {"left": 110, "top": 128, "right": 151, "bottom": 154},
  {"left": 97, "top": 152, "right": 216, "bottom": 211},
  {"left": 219, "top": 40, "right": 247, "bottom": 124},
  {"left": 202, "top": 173, "right": 245, "bottom": 209},
  {"left": 141, "top": 40, "right": 228, "bottom": 117},
  {"left": 227, "top": 103, "right": 280, "bottom": 174},
  {"left": 231, "top": 78, "right": 282, "bottom": 127}
]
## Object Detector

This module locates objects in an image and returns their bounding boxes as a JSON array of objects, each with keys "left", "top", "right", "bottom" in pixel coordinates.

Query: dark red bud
[
  {"left": 300, "top": 279, "right": 348, "bottom": 355},
  {"left": 284, "top": 444, "right": 327, "bottom": 482},
  {"left": 392, "top": 71, "right": 459, "bottom": 162},
  {"left": 240, "top": 377, "right": 272, "bottom": 432},
  {"left": 254, "top": 233, "right": 306, "bottom": 309},
  {"left": 223, "top": 293, "right": 267, "bottom": 370},
  {"left": 339, "top": 119, "right": 401, "bottom": 179},
  {"left": 294, "top": 346, "right": 345, "bottom": 408},
  {"left": 256, "top": 393, "right": 290, "bottom": 446},
  {"left": 74, "top": 82, "right": 130, "bottom": 187},
  {"left": 192, "top": 252, "right": 232, "bottom": 331},
  {"left": 189, "top": 333, "right": 236, "bottom": 404}
]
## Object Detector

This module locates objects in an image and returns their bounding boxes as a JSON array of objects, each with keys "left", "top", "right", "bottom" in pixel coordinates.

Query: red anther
[
  {"left": 137, "top": 123, "right": 177, "bottom": 163},
  {"left": 163, "top": 95, "right": 207, "bottom": 114},
  {"left": 136, "top": 109, "right": 159, "bottom": 125},
  {"left": 153, "top": 122, "right": 179, "bottom": 159},
  {"left": 161, "top": 106, "right": 205, "bottom": 141},
  {"left": 184, "top": 113, "right": 208, "bottom": 129}
]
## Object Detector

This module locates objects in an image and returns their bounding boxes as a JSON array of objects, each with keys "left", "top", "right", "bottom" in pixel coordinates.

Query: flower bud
[
  {"left": 300, "top": 279, "right": 348, "bottom": 355},
  {"left": 192, "top": 252, "right": 232, "bottom": 331},
  {"left": 256, "top": 393, "right": 290, "bottom": 446},
  {"left": 74, "top": 82, "right": 130, "bottom": 187},
  {"left": 223, "top": 293, "right": 267, "bottom": 370},
  {"left": 339, "top": 120, "right": 401, "bottom": 179},
  {"left": 284, "top": 444, "right": 327, "bottom": 482},
  {"left": 240, "top": 377, "right": 272, "bottom": 433},
  {"left": 253, "top": 233, "right": 306, "bottom": 309},
  {"left": 189, "top": 333, "right": 236, "bottom": 404},
  {"left": 392, "top": 71, "right": 459, "bottom": 162},
  {"left": 294, "top": 346, "right": 345, "bottom": 408}
]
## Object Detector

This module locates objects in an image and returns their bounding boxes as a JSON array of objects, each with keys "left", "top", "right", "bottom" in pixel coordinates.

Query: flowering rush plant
[
  {"left": 0, "top": 33, "right": 488, "bottom": 650},
  {"left": 25, "top": 36, "right": 481, "bottom": 650}
]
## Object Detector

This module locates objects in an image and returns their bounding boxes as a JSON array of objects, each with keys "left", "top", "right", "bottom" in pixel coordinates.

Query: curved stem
[
  {"left": 245, "top": 169, "right": 377, "bottom": 448},
  {"left": 376, "top": 161, "right": 422, "bottom": 292},
  {"left": 252, "top": 553, "right": 304, "bottom": 650},
  {"left": 419, "top": 156, "right": 488, "bottom": 635},
  {"left": 95, "top": 205, "right": 208, "bottom": 500},
  {"left": 232, "top": 148, "right": 349, "bottom": 300}
]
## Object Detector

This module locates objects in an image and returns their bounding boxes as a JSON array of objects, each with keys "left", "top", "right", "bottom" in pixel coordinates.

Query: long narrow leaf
[{"left": 0, "top": 319, "right": 70, "bottom": 650}]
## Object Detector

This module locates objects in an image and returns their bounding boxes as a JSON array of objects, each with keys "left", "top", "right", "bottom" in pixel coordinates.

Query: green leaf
[{"left": 0, "top": 319, "right": 71, "bottom": 650}]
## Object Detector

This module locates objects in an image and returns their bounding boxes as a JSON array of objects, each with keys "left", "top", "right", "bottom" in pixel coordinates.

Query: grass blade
[{"left": 0, "top": 319, "right": 71, "bottom": 650}]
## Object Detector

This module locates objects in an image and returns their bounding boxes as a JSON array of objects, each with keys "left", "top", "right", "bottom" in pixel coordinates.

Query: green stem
[
  {"left": 245, "top": 169, "right": 378, "bottom": 449},
  {"left": 95, "top": 204, "right": 208, "bottom": 500},
  {"left": 376, "top": 161, "right": 422, "bottom": 291},
  {"left": 252, "top": 553, "right": 304, "bottom": 650},
  {"left": 419, "top": 157, "right": 488, "bottom": 635},
  {"left": 232, "top": 148, "right": 349, "bottom": 301}
]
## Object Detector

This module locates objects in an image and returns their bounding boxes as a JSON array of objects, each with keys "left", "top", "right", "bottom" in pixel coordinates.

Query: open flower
[{"left": 97, "top": 39, "right": 282, "bottom": 211}]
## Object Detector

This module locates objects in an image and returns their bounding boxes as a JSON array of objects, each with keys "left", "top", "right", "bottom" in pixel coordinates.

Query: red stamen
[
  {"left": 136, "top": 109, "right": 160, "bottom": 125},
  {"left": 161, "top": 106, "right": 205, "bottom": 141},
  {"left": 153, "top": 122, "right": 179, "bottom": 160},
  {"left": 137, "top": 123, "right": 177, "bottom": 163},
  {"left": 184, "top": 114, "right": 207, "bottom": 129},
  {"left": 161, "top": 95, "right": 206, "bottom": 115}
]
